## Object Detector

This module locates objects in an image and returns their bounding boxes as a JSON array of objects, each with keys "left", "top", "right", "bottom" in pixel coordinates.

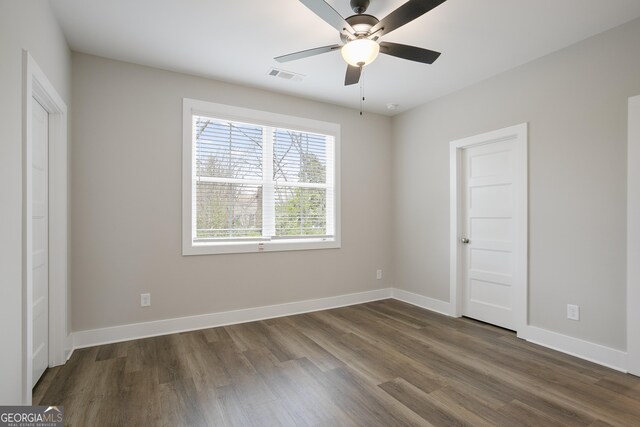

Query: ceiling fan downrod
[{"left": 350, "top": 0, "right": 370, "bottom": 14}]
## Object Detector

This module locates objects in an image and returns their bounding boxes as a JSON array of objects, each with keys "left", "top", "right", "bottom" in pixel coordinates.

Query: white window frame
[{"left": 182, "top": 98, "right": 341, "bottom": 255}]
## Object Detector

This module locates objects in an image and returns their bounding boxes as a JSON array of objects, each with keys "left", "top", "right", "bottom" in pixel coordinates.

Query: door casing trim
[
  {"left": 22, "top": 50, "right": 68, "bottom": 404},
  {"left": 449, "top": 123, "right": 528, "bottom": 334},
  {"left": 628, "top": 95, "right": 640, "bottom": 376}
]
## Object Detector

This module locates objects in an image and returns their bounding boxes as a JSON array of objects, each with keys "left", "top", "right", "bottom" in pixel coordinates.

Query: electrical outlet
[
  {"left": 567, "top": 304, "right": 579, "bottom": 321},
  {"left": 140, "top": 293, "right": 151, "bottom": 307},
  {"left": 376, "top": 269, "right": 383, "bottom": 280}
]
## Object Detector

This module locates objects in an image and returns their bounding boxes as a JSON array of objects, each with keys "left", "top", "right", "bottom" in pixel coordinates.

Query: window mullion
[{"left": 262, "top": 127, "right": 275, "bottom": 238}]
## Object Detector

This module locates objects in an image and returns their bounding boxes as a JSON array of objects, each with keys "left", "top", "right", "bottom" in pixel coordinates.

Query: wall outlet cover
[
  {"left": 567, "top": 304, "right": 580, "bottom": 321},
  {"left": 141, "top": 293, "right": 151, "bottom": 307}
]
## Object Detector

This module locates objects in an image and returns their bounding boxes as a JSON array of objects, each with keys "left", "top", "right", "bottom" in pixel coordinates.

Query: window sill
[{"left": 182, "top": 238, "right": 341, "bottom": 256}]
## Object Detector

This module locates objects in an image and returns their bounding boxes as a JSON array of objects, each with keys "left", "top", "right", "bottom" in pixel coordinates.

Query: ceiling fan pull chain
[{"left": 360, "top": 66, "right": 365, "bottom": 116}]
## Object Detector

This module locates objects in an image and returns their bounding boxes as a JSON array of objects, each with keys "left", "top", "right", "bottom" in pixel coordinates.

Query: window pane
[
  {"left": 187, "top": 103, "right": 338, "bottom": 250},
  {"left": 195, "top": 117, "right": 263, "bottom": 180},
  {"left": 273, "top": 129, "right": 327, "bottom": 184},
  {"left": 275, "top": 186, "right": 326, "bottom": 236},
  {"left": 196, "top": 183, "right": 262, "bottom": 239}
]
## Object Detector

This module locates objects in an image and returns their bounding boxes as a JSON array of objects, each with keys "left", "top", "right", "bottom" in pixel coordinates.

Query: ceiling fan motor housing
[
  {"left": 341, "top": 13, "right": 379, "bottom": 42},
  {"left": 350, "top": 0, "right": 370, "bottom": 14}
]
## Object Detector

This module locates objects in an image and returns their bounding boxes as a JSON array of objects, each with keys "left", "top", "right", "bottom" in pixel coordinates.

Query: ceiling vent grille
[{"left": 267, "top": 68, "right": 304, "bottom": 82}]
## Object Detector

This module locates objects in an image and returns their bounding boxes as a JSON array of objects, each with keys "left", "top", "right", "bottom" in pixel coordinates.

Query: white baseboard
[
  {"left": 71, "top": 288, "right": 393, "bottom": 350},
  {"left": 390, "top": 288, "right": 453, "bottom": 316},
  {"left": 519, "top": 326, "right": 628, "bottom": 373},
  {"left": 68, "top": 286, "right": 628, "bottom": 374}
]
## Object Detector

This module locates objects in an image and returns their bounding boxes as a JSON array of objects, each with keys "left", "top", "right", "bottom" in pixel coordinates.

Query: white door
[
  {"left": 461, "top": 140, "right": 517, "bottom": 330},
  {"left": 32, "top": 99, "right": 49, "bottom": 386}
]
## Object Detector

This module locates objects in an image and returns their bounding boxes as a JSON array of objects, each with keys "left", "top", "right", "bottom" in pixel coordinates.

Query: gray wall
[
  {"left": 392, "top": 18, "right": 640, "bottom": 350},
  {"left": 70, "top": 53, "right": 393, "bottom": 332},
  {"left": 0, "top": 0, "right": 71, "bottom": 405}
]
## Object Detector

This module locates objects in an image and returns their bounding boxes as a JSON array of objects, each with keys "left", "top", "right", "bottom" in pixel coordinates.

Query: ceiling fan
[{"left": 275, "top": 0, "right": 447, "bottom": 86}]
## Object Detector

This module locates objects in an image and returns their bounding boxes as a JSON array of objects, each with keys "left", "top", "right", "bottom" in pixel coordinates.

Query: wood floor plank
[
  {"left": 38, "top": 347, "right": 96, "bottom": 404},
  {"left": 263, "top": 316, "right": 345, "bottom": 371},
  {"left": 595, "top": 376, "right": 640, "bottom": 401},
  {"left": 430, "top": 386, "right": 517, "bottom": 426},
  {"left": 183, "top": 348, "right": 230, "bottom": 392},
  {"left": 32, "top": 365, "right": 60, "bottom": 405},
  {"left": 210, "top": 341, "right": 278, "bottom": 408},
  {"left": 119, "top": 368, "right": 163, "bottom": 426},
  {"left": 124, "top": 336, "right": 158, "bottom": 373},
  {"left": 215, "top": 384, "right": 253, "bottom": 427},
  {"left": 244, "top": 347, "right": 355, "bottom": 425},
  {"left": 379, "top": 378, "right": 466, "bottom": 427},
  {"left": 589, "top": 420, "right": 617, "bottom": 427},
  {"left": 246, "top": 400, "right": 298, "bottom": 427},
  {"left": 95, "top": 340, "right": 130, "bottom": 361},
  {"left": 34, "top": 299, "right": 640, "bottom": 426},
  {"left": 203, "top": 325, "right": 233, "bottom": 343},
  {"left": 497, "top": 399, "right": 570, "bottom": 427},
  {"left": 158, "top": 377, "right": 208, "bottom": 426},
  {"left": 155, "top": 334, "right": 193, "bottom": 385},
  {"left": 310, "top": 365, "right": 431, "bottom": 426}
]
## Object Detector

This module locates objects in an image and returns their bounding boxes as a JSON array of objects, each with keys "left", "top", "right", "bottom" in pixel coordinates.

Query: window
[{"left": 182, "top": 98, "right": 340, "bottom": 255}]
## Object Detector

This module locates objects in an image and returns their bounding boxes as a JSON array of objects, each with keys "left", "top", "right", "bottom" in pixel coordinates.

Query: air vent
[{"left": 267, "top": 68, "right": 304, "bottom": 82}]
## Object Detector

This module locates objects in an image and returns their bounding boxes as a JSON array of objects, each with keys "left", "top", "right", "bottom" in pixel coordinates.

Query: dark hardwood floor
[{"left": 34, "top": 299, "right": 640, "bottom": 426}]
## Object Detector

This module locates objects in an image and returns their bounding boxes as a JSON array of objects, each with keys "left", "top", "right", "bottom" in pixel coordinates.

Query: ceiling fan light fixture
[{"left": 341, "top": 38, "right": 380, "bottom": 67}]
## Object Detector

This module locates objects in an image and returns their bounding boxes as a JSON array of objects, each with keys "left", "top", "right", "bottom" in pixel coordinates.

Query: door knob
[{"left": 461, "top": 238, "right": 470, "bottom": 244}]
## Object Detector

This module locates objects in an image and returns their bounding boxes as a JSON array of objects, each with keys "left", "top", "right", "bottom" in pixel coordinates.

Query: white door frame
[
  {"left": 22, "top": 50, "right": 68, "bottom": 404},
  {"left": 628, "top": 96, "right": 640, "bottom": 376},
  {"left": 449, "top": 123, "right": 528, "bottom": 334}
]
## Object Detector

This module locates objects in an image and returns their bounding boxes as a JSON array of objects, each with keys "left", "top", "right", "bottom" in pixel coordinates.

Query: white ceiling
[{"left": 51, "top": 0, "right": 640, "bottom": 115}]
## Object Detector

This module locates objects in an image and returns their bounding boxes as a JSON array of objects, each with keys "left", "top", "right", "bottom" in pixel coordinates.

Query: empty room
[{"left": 2, "top": 0, "right": 640, "bottom": 425}]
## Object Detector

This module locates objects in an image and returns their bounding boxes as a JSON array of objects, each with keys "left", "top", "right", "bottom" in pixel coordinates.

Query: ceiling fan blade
[
  {"left": 370, "top": 0, "right": 447, "bottom": 37},
  {"left": 344, "top": 65, "right": 361, "bottom": 86},
  {"left": 299, "top": 0, "right": 355, "bottom": 34},
  {"left": 379, "top": 41, "right": 441, "bottom": 64},
  {"left": 275, "top": 44, "right": 342, "bottom": 63}
]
